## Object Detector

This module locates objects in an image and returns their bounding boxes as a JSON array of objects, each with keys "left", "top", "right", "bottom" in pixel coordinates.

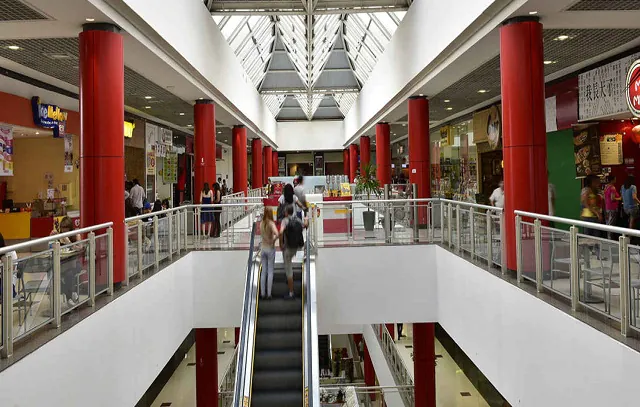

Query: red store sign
[{"left": 626, "top": 59, "right": 640, "bottom": 117}]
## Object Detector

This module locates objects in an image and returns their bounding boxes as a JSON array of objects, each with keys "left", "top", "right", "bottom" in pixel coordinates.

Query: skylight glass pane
[
  {"left": 229, "top": 24, "right": 251, "bottom": 50},
  {"left": 220, "top": 16, "right": 244, "bottom": 38},
  {"left": 212, "top": 15, "right": 224, "bottom": 25},
  {"left": 377, "top": 12, "right": 401, "bottom": 34}
]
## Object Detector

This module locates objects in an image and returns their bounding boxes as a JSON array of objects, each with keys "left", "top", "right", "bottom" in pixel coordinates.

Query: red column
[
  {"left": 232, "top": 125, "right": 248, "bottom": 196},
  {"left": 349, "top": 144, "right": 358, "bottom": 182},
  {"left": 272, "top": 151, "right": 279, "bottom": 178},
  {"left": 79, "top": 24, "right": 125, "bottom": 284},
  {"left": 343, "top": 149, "right": 350, "bottom": 177},
  {"left": 235, "top": 327, "right": 240, "bottom": 347},
  {"left": 408, "top": 96, "right": 431, "bottom": 225},
  {"left": 376, "top": 123, "right": 391, "bottom": 186},
  {"left": 194, "top": 100, "right": 216, "bottom": 203},
  {"left": 195, "top": 328, "right": 218, "bottom": 407},
  {"left": 360, "top": 136, "right": 371, "bottom": 175},
  {"left": 385, "top": 323, "right": 395, "bottom": 340},
  {"left": 363, "top": 340, "right": 376, "bottom": 400},
  {"left": 414, "top": 323, "right": 435, "bottom": 407},
  {"left": 501, "top": 16, "right": 547, "bottom": 271},
  {"left": 251, "top": 138, "right": 262, "bottom": 189},
  {"left": 263, "top": 146, "right": 273, "bottom": 184}
]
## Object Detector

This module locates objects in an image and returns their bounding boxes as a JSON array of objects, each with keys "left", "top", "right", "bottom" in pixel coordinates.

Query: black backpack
[{"left": 284, "top": 216, "right": 304, "bottom": 249}]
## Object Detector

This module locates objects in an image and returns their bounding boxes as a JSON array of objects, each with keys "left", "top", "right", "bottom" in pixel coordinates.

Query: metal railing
[
  {"left": 247, "top": 187, "right": 265, "bottom": 199},
  {"left": 514, "top": 210, "right": 640, "bottom": 337},
  {"left": 321, "top": 385, "right": 415, "bottom": 407},
  {"left": 219, "top": 346, "right": 238, "bottom": 407},
  {"left": 191, "top": 203, "right": 264, "bottom": 249},
  {"left": 303, "top": 227, "right": 320, "bottom": 407},
  {"left": 371, "top": 324, "right": 414, "bottom": 407},
  {"left": 1, "top": 222, "right": 114, "bottom": 358}
]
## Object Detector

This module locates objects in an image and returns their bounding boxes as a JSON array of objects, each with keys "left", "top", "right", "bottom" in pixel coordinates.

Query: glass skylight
[
  {"left": 333, "top": 93, "right": 358, "bottom": 116},
  {"left": 295, "top": 94, "right": 325, "bottom": 120},
  {"left": 262, "top": 94, "right": 286, "bottom": 117}
]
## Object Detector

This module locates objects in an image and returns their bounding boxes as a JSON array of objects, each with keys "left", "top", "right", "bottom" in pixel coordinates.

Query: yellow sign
[
  {"left": 124, "top": 121, "right": 135, "bottom": 138},
  {"left": 340, "top": 182, "right": 351, "bottom": 196},
  {"left": 440, "top": 126, "right": 452, "bottom": 147},
  {"left": 46, "top": 105, "right": 68, "bottom": 122}
]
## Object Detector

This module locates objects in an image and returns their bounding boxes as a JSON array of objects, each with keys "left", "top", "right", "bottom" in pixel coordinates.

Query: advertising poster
[
  {"left": 160, "top": 127, "right": 173, "bottom": 146},
  {"left": 314, "top": 155, "right": 324, "bottom": 176},
  {"left": 145, "top": 122, "right": 158, "bottom": 149},
  {"left": 164, "top": 152, "right": 178, "bottom": 184},
  {"left": 574, "top": 126, "right": 602, "bottom": 177},
  {"left": 0, "top": 125, "right": 13, "bottom": 176},
  {"left": 146, "top": 147, "right": 156, "bottom": 176},
  {"left": 64, "top": 134, "right": 73, "bottom": 173},
  {"left": 599, "top": 133, "right": 623, "bottom": 165}
]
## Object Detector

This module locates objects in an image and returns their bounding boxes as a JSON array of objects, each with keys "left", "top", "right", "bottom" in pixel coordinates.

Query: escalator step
[
  {"left": 258, "top": 298, "right": 302, "bottom": 315},
  {"left": 255, "top": 331, "right": 302, "bottom": 351},
  {"left": 257, "top": 314, "right": 302, "bottom": 332},
  {"left": 251, "top": 390, "right": 303, "bottom": 407},
  {"left": 269, "top": 280, "right": 302, "bottom": 297},
  {"left": 253, "top": 350, "right": 302, "bottom": 370},
  {"left": 252, "top": 369, "right": 303, "bottom": 390}
]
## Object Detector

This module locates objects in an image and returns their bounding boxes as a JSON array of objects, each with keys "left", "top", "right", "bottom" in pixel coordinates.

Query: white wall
[
  {"left": 343, "top": 0, "right": 496, "bottom": 142},
  {"left": 277, "top": 121, "right": 344, "bottom": 151},
  {"left": 97, "top": 0, "right": 276, "bottom": 143},
  {"left": 316, "top": 246, "right": 438, "bottom": 334}
]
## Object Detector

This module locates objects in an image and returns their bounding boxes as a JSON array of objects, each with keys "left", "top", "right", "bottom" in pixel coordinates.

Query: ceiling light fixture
[
  {"left": 85, "top": 18, "right": 95, "bottom": 22},
  {"left": 144, "top": 96, "right": 153, "bottom": 99},
  {"left": 7, "top": 45, "right": 20, "bottom": 50},
  {"left": 35, "top": 131, "right": 39, "bottom": 135},
  {"left": 144, "top": 106, "right": 151, "bottom": 109},
  {"left": 477, "top": 89, "right": 488, "bottom": 94},
  {"left": 544, "top": 60, "right": 557, "bottom": 65},
  {"left": 179, "top": 112, "right": 185, "bottom": 116},
  {"left": 446, "top": 107, "right": 453, "bottom": 111},
  {"left": 555, "top": 35, "right": 570, "bottom": 41},
  {"left": 529, "top": 11, "right": 538, "bottom": 15},
  {"left": 187, "top": 124, "right": 193, "bottom": 127},
  {"left": 444, "top": 99, "right": 450, "bottom": 103}
]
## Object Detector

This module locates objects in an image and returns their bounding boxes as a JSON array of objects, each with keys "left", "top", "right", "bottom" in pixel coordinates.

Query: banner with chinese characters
[
  {"left": 163, "top": 152, "right": 178, "bottom": 184},
  {"left": 0, "top": 125, "right": 13, "bottom": 176},
  {"left": 579, "top": 52, "right": 640, "bottom": 121},
  {"left": 64, "top": 134, "right": 73, "bottom": 173},
  {"left": 599, "top": 133, "right": 623, "bottom": 165}
]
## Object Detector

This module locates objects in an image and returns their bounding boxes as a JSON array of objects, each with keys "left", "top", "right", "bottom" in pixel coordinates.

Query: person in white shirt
[
  {"left": 129, "top": 179, "right": 146, "bottom": 215},
  {"left": 489, "top": 180, "right": 504, "bottom": 209}
]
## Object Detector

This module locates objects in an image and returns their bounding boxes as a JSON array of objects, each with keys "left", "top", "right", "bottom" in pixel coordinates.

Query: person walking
[
  {"left": 200, "top": 182, "right": 214, "bottom": 238},
  {"left": 580, "top": 175, "right": 603, "bottom": 237},
  {"left": 604, "top": 175, "right": 621, "bottom": 239},
  {"left": 622, "top": 175, "right": 640, "bottom": 229},
  {"left": 129, "top": 179, "right": 146, "bottom": 215},
  {"left": 294, "top": 175, "right": 308, "bottom": 219},
  {"left": 279, "top": 205, "right": 307, "bottom": 299},
  {"left": 212, "top": 182, "right": 223, "bottom": 238},
  {"left": 260, "top": 208, "right": 278, "bottom": 300},
  {"left": 489, "top": 180, "right": 504, "bottom": 209}
]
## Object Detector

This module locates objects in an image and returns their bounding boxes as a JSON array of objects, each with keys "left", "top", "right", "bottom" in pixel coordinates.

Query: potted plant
[{"left": 355, "top": 163, "right": 381, "bottom": 232}]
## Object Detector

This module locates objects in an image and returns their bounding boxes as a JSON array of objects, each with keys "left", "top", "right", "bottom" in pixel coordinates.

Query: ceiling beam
[
  {"left": 261, "top": 87, "right": 359, "bottom": 94},
  {"left": 211, "top": 5, "right": 408, "bottom": 16},
  {"left": 267, "top": 68, "right": 352, "bottom": 73}
]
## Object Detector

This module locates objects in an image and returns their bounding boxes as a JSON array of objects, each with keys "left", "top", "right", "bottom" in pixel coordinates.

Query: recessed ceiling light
[
  {"left": 179, "top": 112, "right": 185, "bottom": 116},
  {"left": 217, "top": 131, "right": 222, "bottom": 134},
  {"left": 555, "top": 35, "right": 570, "bottom": 41},
  {"left": 402, "top": 124, "right": 407, "bottom": 127},
  {"left": 446, "top": 107, "right": 453, "bottom": 111},
  {"left": 85, "top": 18, "right": 95, "bottom": 22},
  {"left": 477, "top": 89, "right": 488, "bottom": 94},
  {"left": 529, "top": 11, "right": 538, "bottom": 15},
  {"left": 418, "top": 94, "right": 424, "bottom": 97},
  {"left": 444, "top": 99, "right": 450, "bottom": 103},
  {"left": 187, "top": 124, "right": 193, "bottom": 127},
  {"left": 35, "top": 131, "right": 39, "bottom": 135},
  {"left": 144, "top": 96, "right": 153, "bottom": 99},
  {"left": 144, "top": 106, "right": 151, "bottom": 109},
  {"left": 7, "top": 45, "right": 20, "bottom": 50},
  {"left": 544, "top": 60, "right": 557, "bottom": 65}
]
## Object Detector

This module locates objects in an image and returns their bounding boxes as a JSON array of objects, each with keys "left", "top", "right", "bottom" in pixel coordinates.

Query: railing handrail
[
  {"left": 316, "top": 198, "right": 436, "bottom": 206},
  {"left": 0, "top": 221, "right": 113, "bottom": 256},
  {"left": 124, "top": 206, "right": 186, "bottom": 222},
  {"left": 439, "top": 198, "right": 502, "bottom": 212},
  {"left": 514, "top": 209, "right": 640, "bottom": 238},
  {"left": 303, "top": 227, "right": 320, "bottom": 407}
]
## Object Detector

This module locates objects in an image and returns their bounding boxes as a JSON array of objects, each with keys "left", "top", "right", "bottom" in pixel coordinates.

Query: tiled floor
[
  {"left": 393, "top": 324, "right": 491, "bottom": 407},
  {"left": 151, "top": 328, "right": 237, "bottom": 407}
]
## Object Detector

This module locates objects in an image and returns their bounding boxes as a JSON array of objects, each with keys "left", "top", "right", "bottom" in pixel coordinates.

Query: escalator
[{"left": 232, "top": 223, "right": 319, "bottom": 407}]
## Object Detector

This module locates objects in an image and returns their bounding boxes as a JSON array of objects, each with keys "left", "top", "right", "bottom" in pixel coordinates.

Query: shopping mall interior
[{"left": 2, "top": 0, "right": 640, "bottom": 406}]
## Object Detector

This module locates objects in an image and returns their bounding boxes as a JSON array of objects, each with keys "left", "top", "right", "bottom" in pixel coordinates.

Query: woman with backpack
[
  {"left": 260, "top": 208, "right": 278, "bottom": 300},
  {"left": 279, "top": 204, "right": 307, "bottom": 299},
  {"left": 277, "top": 184, "right": 304, "bottom": 222}
]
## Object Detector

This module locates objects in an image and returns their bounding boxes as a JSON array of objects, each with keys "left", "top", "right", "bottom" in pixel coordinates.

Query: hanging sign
[
  {"left": 599, "top": 133, "right": 623, "bottom": 165},
  {"left": 164, "top": 152, "right": 178, "bottom": 184},
  {"left": 31, "top": 96, "right": 68, "bottom": 138},
  {"left": 124, "top": 121, "right": 135, "bottom": 138},
  {"left": 0, "top": 125, "right": 13, "bottom": 176},
  {"left": 486, "top": 105, "right": 501, "bottom": 150},
  {"left": 156, "top": 143, "right": 167, "bottom": 158},
  {"left": 574, "top": 126, "right": 602, "bottom": 177},
  {"left": 626, "top": 59, "right": 640, "bottom": 117},
  {"left": 145, "top": 122, "right": 158, "bottom": 149},
  {"left": 146, "top": 147, "right": 156, "bottom": 175},
  {"left": 160, "top": 127, "right": 173, "bottom": 146},
  {"left": 439, "top": 126, "right": 452, "bottom": 147},
  {"left": 64, "top": 134, "right": 73, "bottom": 173}
]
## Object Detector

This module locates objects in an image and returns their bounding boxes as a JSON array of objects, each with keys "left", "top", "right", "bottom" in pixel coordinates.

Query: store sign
[
  {"left": 600, "top": 133, "right": 623, "bottom": 165},
  {"left": 574, "top": 126, "right": 602, "bottom": 177},
  {"left": 0, "top": 125, "right": 13, "bottom": 176},
  {"left": 579, "top": 52, "right": 640, "bottom": 121},
  {"left": 160, "top": 127, "right": 173, "bottom": 146},
  {"left": 472, "top": 104, "right": 501, "bottom": 149},
  {"left": 626, "top": 59, "right": 640, "bottom": 117},
  {"left": 124, "top": 121, "right": 135, "bottom": 138},
  {"left": 486, "top": 105, "right": 501, "bottom": 150},
  {"left": 145, "top": 122, "right": 158, "bottom": 149},
  {"left": 439, "top": 126, "right": 452, "bottom": 147},
  {"left": 31, "top": 96, "right": 68, "bottom": 138}
]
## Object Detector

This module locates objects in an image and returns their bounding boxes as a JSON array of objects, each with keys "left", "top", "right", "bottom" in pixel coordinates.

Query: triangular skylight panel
[
  {"left": 277, "top": 16, "right": 308, "bottom": 86},
  {"left": 343, "top": 11, "right": 406, "bottom": 84},
  {"left": 333, "top": 93, "right": 358, "bottom": 116},
  {"left": 310, "top": 14, "right": 341, "bottom": 86},
  {"left": 295, "top": 94, "right": 324, "bottom": 120},
  {"left": 262, "top": 94, "right": 286, "bottom": 117}
]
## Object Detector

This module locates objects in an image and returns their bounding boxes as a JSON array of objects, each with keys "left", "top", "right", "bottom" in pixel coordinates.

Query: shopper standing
[
  {"left": 212, "top": 182, "right": 222, "bottom": 238},
  {"left": 489, "top": 180, "right": 504, "bottom": 209},
  {"left": 260, "top": 208, "right": 278, "bottom": 300},
  {"left": 130, "top": 179, "right": 146, "bottom": 215},
  {"left": 622, "top": 175, "right": 640, "bottom": 229},
  {"left": 294, "top": 175, "right": 308, "bottom": 219},
  {"left": 604, "top": 175, "right": 621, "bottom": 239},
  {"left": 279, "top": 205, "right": 306, "bottom": 299},
  {"left": 200, "top": 182, "right": 214, "bottom": 238},
  {"left": 580, "top": 175, "right": 603, "bottom": 237}
]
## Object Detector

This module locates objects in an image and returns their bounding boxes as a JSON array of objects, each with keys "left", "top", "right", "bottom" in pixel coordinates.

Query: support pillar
[
  {"left": 363, "top": 340, "right": 376, "bottom": 400},
  {"left": 376, "top": 123, "right": 391, "bottom": 186},
  {"left": 194, "top": 100, "right": 216, "bottom": 203},
  {"left": 232, "top": 125, "right": 248, "bottom": 196},
  {"left": 414, "top": 323, "right": 436, "bottom": 407},
  {"left": 235, "top": 327, "right": 240, "bottom": 347},
  {"left": 349, "top": 144, "right": 358, "bottom": 182},
  {"left": 79, "top": 23, "right": 125, "bottom": 284},
  {"left": 251, "top": 138, "right": 262, "bottom": 189},
  {"left": 343, "top": 149, "right": 350, "bottom": 177},
  {"left": 195, "top": 328, "right": 218, "bottom": 407},
  {"left": 272, "top": 151, "right": 279, "bottom": 178},
  {"left": 501, "top": 16, "right": 547, "bottom": 271},
  {"left": 386, "top": 323, "right": 395, "bottom": 340},
  {"left": 360, "top": 136, "right": 371, "bottom": 175},
  {"left": 263, "top": 146, "right": 272, "bottom": 184},
  {"left": 408, "top": 96, "right": 431, "bottom": 225}
]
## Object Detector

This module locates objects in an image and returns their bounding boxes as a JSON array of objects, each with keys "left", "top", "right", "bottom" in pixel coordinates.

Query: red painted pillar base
[
  {"left": 79, "top": 24, "right": 125, "bottom": 284},
  {"left": 343, "top": 149, "right": 350, "bottom": 177},
  {"left": 363, "top": 340, "right": 376, "bottom": 400},
  {"left": 251, "top": 138, "right": 262, "bottom": 189},
  {"left": 408, "top": 96, "right": 431, "bottom": 226},
  {"left": 414, "top": 323, "right": 435, "bottom": 407},
  {"left": 386, "top": 323, "right": 395, "bottom": 340},
  {"left": 349, "top": 144, "right": 358, "bottom": 182},
  {"left": 196, "top": 328, "right": 218, "bottom": 407},
  {"left": 194, "top": 100, "right": 216, "bottom": 203},
  {"left": 360, "top": 136, "right": 371, "bottom": 175},
  {"left": 232, "top": 125, "right": 248, "bottom": 196},
  {"left": 272, "top": 151, "right": 279, "bottom": 178},
  {"left": 235, "top": 327, "right": 240, "bottom": 347},
  {"left": 263, "top": 146, "right": 272, "bottom": 184},
  {"left": 376, "top": 123, "right": 391, "bottom": 186}
]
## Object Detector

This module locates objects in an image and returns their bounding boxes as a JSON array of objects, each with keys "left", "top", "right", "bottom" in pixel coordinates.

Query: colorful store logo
[
  {"left": 627, "top": 59, "right": 640, "bottom": 118},
  {"left": 31, "top": 96, "right": 68, "bottom": 138},
  {"left": 124, "top": 121, "right": 135, "bottom": 138}
]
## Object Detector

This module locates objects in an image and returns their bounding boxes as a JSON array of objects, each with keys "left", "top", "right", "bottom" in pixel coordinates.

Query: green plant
[{"left": 355, "top": 163, "right": 381, "bottom": 210}]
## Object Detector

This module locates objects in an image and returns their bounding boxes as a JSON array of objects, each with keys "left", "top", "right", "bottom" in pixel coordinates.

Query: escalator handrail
[
  {"left": 303, "top": 227, "right": 320, "bottom": 406},
  {"left": 232, "top": 222, "right": 260, "bottom": 407}
]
